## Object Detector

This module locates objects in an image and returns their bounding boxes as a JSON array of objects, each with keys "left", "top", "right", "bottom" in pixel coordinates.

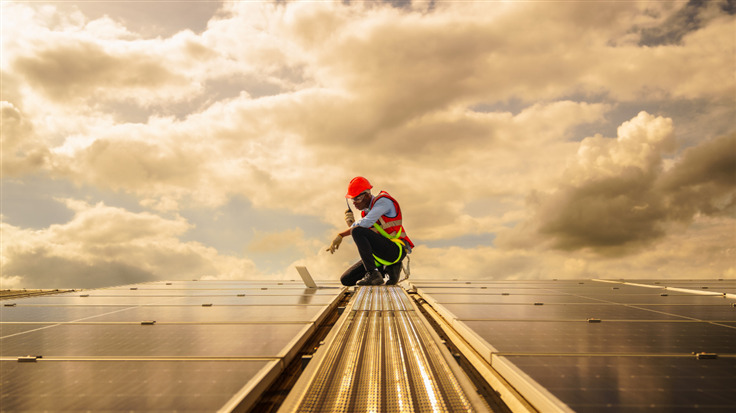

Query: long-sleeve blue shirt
[
  {"left": 351, "top": 196, "right": 411, "bottom": 253},
  {"left": 352, "top": 196, "right": 396, "bottom": 228}
]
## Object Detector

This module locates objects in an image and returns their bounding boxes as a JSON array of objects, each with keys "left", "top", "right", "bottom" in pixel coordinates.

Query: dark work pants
[{"left": 340, "top": 226, "right": 405, "bottom": 286}]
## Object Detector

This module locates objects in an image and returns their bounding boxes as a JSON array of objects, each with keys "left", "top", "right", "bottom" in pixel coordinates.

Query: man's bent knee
[{"left": 350, "top": 226, "right": 371, "bottom": 237}]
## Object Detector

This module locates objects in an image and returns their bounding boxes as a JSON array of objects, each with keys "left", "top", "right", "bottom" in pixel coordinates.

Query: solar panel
[
  {"left": 7, "top": 296, "right": 185, "bottom": 306},
  {"left": 171, "top": 295, "right": 338, "bottom": 306},
  {"left": 418, "top": 292, "right": 603, "bottom": 304},
  {"left": 0, "top": 359, "right": 279, "bottom": 412},
  {"left": 0, "top": 280, "right": 347, "bottom": 411},
  {"left": 496, "top": 355, "right": 736, "bottom": 412},
  {"left": 1, "top": 323, "right": 313, "bottom": 358},
  {"left": 82, "top": 305, "right": 326, "bottom": 323},
  {"left": 461, "top": 320, "right": 736, "bottom": 354},
  {"left": 439, "top": 303, "right": 687, "bottom": 320},
  {"left": 1, "top": 306, "right": 131, "bottom": 322},
  {"left": 413, "top": 279, "right": 736, "bottom": 412}
]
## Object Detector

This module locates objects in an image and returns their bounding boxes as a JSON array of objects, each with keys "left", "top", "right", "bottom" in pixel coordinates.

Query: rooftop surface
[{"left": 1, "top": 278, "right": 734, "bottom": 412}]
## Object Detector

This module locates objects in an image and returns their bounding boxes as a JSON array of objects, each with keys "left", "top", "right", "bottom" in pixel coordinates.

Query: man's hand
[
  {"left": 344, "top": 209, "right": 355, "bottom": 227},
  {"left": 326, "top": 234, "right": 343, "bottom": 254}
]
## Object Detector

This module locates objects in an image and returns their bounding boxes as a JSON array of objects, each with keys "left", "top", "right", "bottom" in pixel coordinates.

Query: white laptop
[{"left": 295, "top": 266, "right": 317, "bottom": 288}]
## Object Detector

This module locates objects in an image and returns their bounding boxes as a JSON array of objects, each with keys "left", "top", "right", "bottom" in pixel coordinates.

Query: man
[{"left": 326, "top": 176, "right": 414, "bottom": 286}]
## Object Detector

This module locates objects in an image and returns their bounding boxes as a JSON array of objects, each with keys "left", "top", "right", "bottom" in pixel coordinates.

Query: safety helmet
[{"left": 346, "top": 176, "right": 373, "bottom": 198}]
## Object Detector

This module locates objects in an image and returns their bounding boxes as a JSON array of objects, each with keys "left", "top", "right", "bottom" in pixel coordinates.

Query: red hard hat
[{"left": 346, "top": 176, "right": 372, "bottom": 198}]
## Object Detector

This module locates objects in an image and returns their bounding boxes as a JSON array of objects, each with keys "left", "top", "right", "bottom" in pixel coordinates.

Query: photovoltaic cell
[
  {"left": 1, "top": 306, "right": 132, "bottom": 322},
  {"left": 0, "top": 360, "right": 277, "bottom": 412},
  {"left": 172, "top": 294, "right": 338, "bottom": 306},
  {"left": 0, "top": 324, "right": 55, "bottom": 337},
  {"left": 462, "top": 320, "right": 736, "bottom": 354},
  {"left": 83, "top": 287, "right": 342, "bottom": 297},
  {"left": 1, "top": 322, "right": 312, "bottom": 358},
  {"left": 497, "top": 355, "right": 736, "bottom": 412},
  {"left": 418, "top": 292, "right": 604, "bottom": 304},
  {"left": 634, "top": 304, "right": 736, "bottom": 321},
  {"left": 7, "top": 296, "right": 185, "bottom": 306},
  {"left": 86, "top": 305, "right": 325, "bottom": 323},
  {"left": 413, "top": 279, "right": 736, "bottom": 412},
  {"left": 439, "top": 303, "right": 687, "bottom": 321},
  {"left": 0, "top": 280, "right": 347, "bottom": 412},
  {"left": 580, "top": 294, "right": 731, "bottom": 305}
]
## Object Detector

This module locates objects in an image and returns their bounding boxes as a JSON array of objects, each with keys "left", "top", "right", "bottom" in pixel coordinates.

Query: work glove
[
  {"left": 344, "top": 209, "right": 355, "bottom": 227},
  {"left": 326, "top": 234, "right": 343, "bottom": 254}
]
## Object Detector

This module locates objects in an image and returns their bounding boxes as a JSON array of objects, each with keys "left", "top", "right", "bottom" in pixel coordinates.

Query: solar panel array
[
  {"left": 413, "top": 279, "right": 736, "bottom": 412},
  {"left": 0, "top": 280, "right": 345, "bottom": 411}
]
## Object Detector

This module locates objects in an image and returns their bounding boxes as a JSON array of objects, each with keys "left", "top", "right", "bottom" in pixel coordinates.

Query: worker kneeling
[{"left": 326, "top": 176, "right": 414, "bottom": 286}]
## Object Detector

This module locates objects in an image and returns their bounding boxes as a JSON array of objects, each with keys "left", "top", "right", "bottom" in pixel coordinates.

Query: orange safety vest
[{"left": 361, "top": 191, "right": 415, "bottom": 249}]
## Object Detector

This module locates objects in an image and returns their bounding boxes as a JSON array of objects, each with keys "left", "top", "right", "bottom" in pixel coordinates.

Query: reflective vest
[{"left": 361, "top": 191, "right": 415, "bottom": 250}]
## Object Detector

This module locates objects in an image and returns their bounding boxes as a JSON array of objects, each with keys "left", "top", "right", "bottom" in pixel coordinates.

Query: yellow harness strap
[{"left": 372, "top": 223, "right": 405, "bottom": 267}]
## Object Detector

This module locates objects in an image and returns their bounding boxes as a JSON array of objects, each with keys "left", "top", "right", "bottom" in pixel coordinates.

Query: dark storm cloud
[
  {"left": 498, "top": 107, "right": 733, "bottom": 258},
  {"left": 537, "top": 170, "right": 668, "bottom": 254},
  {"left": 525, "top": 132, "right": 736, "bottom": 256},
  {"left": 639, "top": 0, "right": 734, "bottom": 46},
  {"left": 658, "top": 132, "right": 736, "bottom": 220}
]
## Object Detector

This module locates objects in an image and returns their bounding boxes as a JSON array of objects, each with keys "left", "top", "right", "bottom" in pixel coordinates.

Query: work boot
[
  {"left": 385, "top": 263, "right": 401, "bottom": 285},
  {"left": 356, "top": 269, "right": 384, "bottom": 286}
]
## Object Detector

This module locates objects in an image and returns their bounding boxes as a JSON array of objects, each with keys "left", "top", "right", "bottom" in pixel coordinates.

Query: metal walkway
[{"left": 279, "top": 286, "right": 490, "bottom": 412}]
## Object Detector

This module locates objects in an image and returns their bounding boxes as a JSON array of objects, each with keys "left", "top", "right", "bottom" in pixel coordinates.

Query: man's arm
[{"left": 327, "top": 197, "right": 395, "bottom": 254}]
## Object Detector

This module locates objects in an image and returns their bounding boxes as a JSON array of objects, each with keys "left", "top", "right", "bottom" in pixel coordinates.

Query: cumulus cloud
[
  {"left": 658, "top": 132, "right": 736, "bottom": 219},
  {"left": 1, "top": 0, "right": 734, "bottom": 284},
  {"left": 1, "top": 101, "right": 49, "bottom": 176},
  {"left": 5, "top": 1, "right": 733, "bottom": 211},
  {"left": 13, "top": 41, "right": 186, "bottom": 102},
  {"left": 499, "top": 112, "right": 735, "bottom": 257},
  {"left": 1, "top": 199, "right": 260, "bottom": 288},
  {"left": 638, "top": 0, "right": 734, "bottom": 46}
]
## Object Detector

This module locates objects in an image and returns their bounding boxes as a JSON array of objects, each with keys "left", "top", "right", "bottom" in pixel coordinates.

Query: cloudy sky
[{"left": 2, "top": 0, "right": 734, "bottom": 289}]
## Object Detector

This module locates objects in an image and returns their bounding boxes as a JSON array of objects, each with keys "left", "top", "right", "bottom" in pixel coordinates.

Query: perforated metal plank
[
  {"left": 0, "top": 359, "right": 278, "bottom": 412},
  {"left": 287, "top": 286, "right": 481, "bottom": 413}
]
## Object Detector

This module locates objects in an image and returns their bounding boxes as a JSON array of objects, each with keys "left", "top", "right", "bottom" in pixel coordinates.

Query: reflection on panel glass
[
  {"left": 423, "top": 293, "right": 604, "bottom": 304},
  {"left": 88, "top": 305, "right": 323, "bottom": 323},
  {"left": 634, "top": 304, "right": 736, "bottom": 321},
  {"left": 0, "top": 324, "right": 55, "bottom": 337},
  {"left": 173, "top": 295, "right": 337, "bottom": 306},
  {"left": 0, "top": 360, "right": 276, "bottom": 411},
  {"left": 499, "top": 355, "right": 736, "bottom": 412},
  {"left": 441, "top": 303, "right": 684, "bottom": 320},
  {"left": 4, "top": 296, "right": 185, "bottom": 306},
  {"left": 0, "top": 280, "right": 345, "bottom": 412},
  {"left": 462, "top": 320, "right": 736, "bottom": 354},
  {"left": 0, "top": 306, "right": 131, "bottom": 322},
  {"left": 0, "top": 324, "right": 311, "bottom": 357},
  {"left": 81, "top": 288, "right": 342, "bottom": 297},
  {"left": 411, "top": 280, "right": 736, "bottom": 411}
]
